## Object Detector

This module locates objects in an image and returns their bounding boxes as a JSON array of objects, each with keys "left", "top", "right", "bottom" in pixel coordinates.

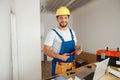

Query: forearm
[
  {"left": 43, "top": 45, "right": 61, "bottom": 59},
  {"left": 75, "top": 43, "right": 81, "bottom": 50},
  {"left": 44, "top": 49, "right": 61, "bottom": 59},
  {"left": 75, "top": 43, "right": 82, "bottom": 55},
  {"left": 43, "top": 45, "right": 70, "bottom": 61}
]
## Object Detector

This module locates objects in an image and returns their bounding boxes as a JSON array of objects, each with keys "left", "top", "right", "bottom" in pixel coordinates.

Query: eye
[
  {"left": 65, "top": 16, "right": 68, "bottom": 19},
  {"left": 60, "top": 17, "right": 63, "bottom": 19},
  {"left": 58, "top": 16, "right": 68, "bottom": 20}
]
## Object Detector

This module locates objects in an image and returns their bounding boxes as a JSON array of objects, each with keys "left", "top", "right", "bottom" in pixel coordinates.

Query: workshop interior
[
  {"left": 1, "top": 0, "right": 120, "bottom": 80},
  {"left": 41, "top": 0, "right": 120, "bottom": 80}
]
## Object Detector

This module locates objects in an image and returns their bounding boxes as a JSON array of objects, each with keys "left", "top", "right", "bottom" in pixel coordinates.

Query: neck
[{"left": 58, "top": 26, "right": 68, "bottom": 31}]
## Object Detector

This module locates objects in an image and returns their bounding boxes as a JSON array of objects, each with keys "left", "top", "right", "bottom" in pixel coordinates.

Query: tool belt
[{"left": 55, "top": 61, "right": 75, "bottom": 74}]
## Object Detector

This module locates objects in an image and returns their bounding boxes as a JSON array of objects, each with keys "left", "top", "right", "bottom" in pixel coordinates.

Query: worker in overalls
[{"left": 44, "top": 6, "right": 82, "bottom": 76}]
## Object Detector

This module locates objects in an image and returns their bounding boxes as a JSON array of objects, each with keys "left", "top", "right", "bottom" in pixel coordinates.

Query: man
[{"left": 43, "top": 6, "right": 82, "bottom": 76}]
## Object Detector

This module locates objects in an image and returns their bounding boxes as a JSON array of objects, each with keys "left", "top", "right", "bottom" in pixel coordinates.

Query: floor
[{"left": 42, "top": 61, "right": 52, "bottom": 80}]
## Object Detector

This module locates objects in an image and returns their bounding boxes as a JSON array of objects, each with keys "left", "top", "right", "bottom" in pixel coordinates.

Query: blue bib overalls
[{"left": 52, "top": 28, "right": 75, "bottom": 76}]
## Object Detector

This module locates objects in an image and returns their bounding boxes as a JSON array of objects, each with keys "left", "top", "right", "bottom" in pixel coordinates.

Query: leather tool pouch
[{"left": 55, "top": 62, "right": 75, "bottom": 74}]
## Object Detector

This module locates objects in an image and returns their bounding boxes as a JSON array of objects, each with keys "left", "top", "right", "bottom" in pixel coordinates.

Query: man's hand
[
  {"left": 75, "top": 45, "right": 83, "bottom": 55},
  {"left": 59, "top": 53, "right": 70, "bottom": 61}
]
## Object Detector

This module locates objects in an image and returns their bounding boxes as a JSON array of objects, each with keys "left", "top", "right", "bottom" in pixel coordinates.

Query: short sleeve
[{"left": 44, "top": 30, "right": 56, "bottom": 46}]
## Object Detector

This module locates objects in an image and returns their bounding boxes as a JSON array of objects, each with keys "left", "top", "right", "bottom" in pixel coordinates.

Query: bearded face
[
  {"left": 57, "top": 15, "right": 69, "bottom": 28},
  {"left": 59, "top": 21, "right": 68, "bottom": 28}
]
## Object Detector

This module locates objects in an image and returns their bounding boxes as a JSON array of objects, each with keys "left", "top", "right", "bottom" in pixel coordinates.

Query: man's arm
[
  {"left": 43, "top": 45, "right": 70, "bottom": 61},
  {"left": 75, "top": 43, "right": 82, "bottom": 55}
]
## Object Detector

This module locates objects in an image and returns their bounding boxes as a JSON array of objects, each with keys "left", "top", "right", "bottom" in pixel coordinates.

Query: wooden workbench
[{"left": 46, "top": 63, "right": 120, "bottom": 80}]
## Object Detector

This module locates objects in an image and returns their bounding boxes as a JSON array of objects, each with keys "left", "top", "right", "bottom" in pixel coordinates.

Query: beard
[{"left": 59, "top": 21, "right": 68, "bottom": 28}]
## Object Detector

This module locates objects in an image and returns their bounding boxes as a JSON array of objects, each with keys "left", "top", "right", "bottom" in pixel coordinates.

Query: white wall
[
  {"left": 14, "top": 0, "right": 41, "bottom": 80},
  {"left": 72, "top": 0, "right": 120, "bottom": 53},
  {"left": 41, "top": 13, "right": 73, "bottom": 61},
  {"left": 1, "top": 0, "right": 41, "bottom": 80},
  {"left": 0, "top": 0, "right": 12, "bottom": 80}
]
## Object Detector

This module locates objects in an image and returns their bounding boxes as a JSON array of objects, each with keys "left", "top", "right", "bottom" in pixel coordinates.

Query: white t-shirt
[{"left": 44, "top": 27, "right": 77, "bottom": 53}]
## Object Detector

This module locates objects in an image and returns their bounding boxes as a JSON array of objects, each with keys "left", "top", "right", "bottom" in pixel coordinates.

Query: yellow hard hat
[{"left": 56, "top": 6, "right": 70, "bottom": 16}]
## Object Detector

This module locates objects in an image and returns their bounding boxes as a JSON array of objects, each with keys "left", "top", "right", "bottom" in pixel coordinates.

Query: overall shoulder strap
[
  {"left": 69, "top": 28, "right": 74, "bottom": 40},
  {"left": 52, "top": 29, "right": 64, "bottom": 41}
]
